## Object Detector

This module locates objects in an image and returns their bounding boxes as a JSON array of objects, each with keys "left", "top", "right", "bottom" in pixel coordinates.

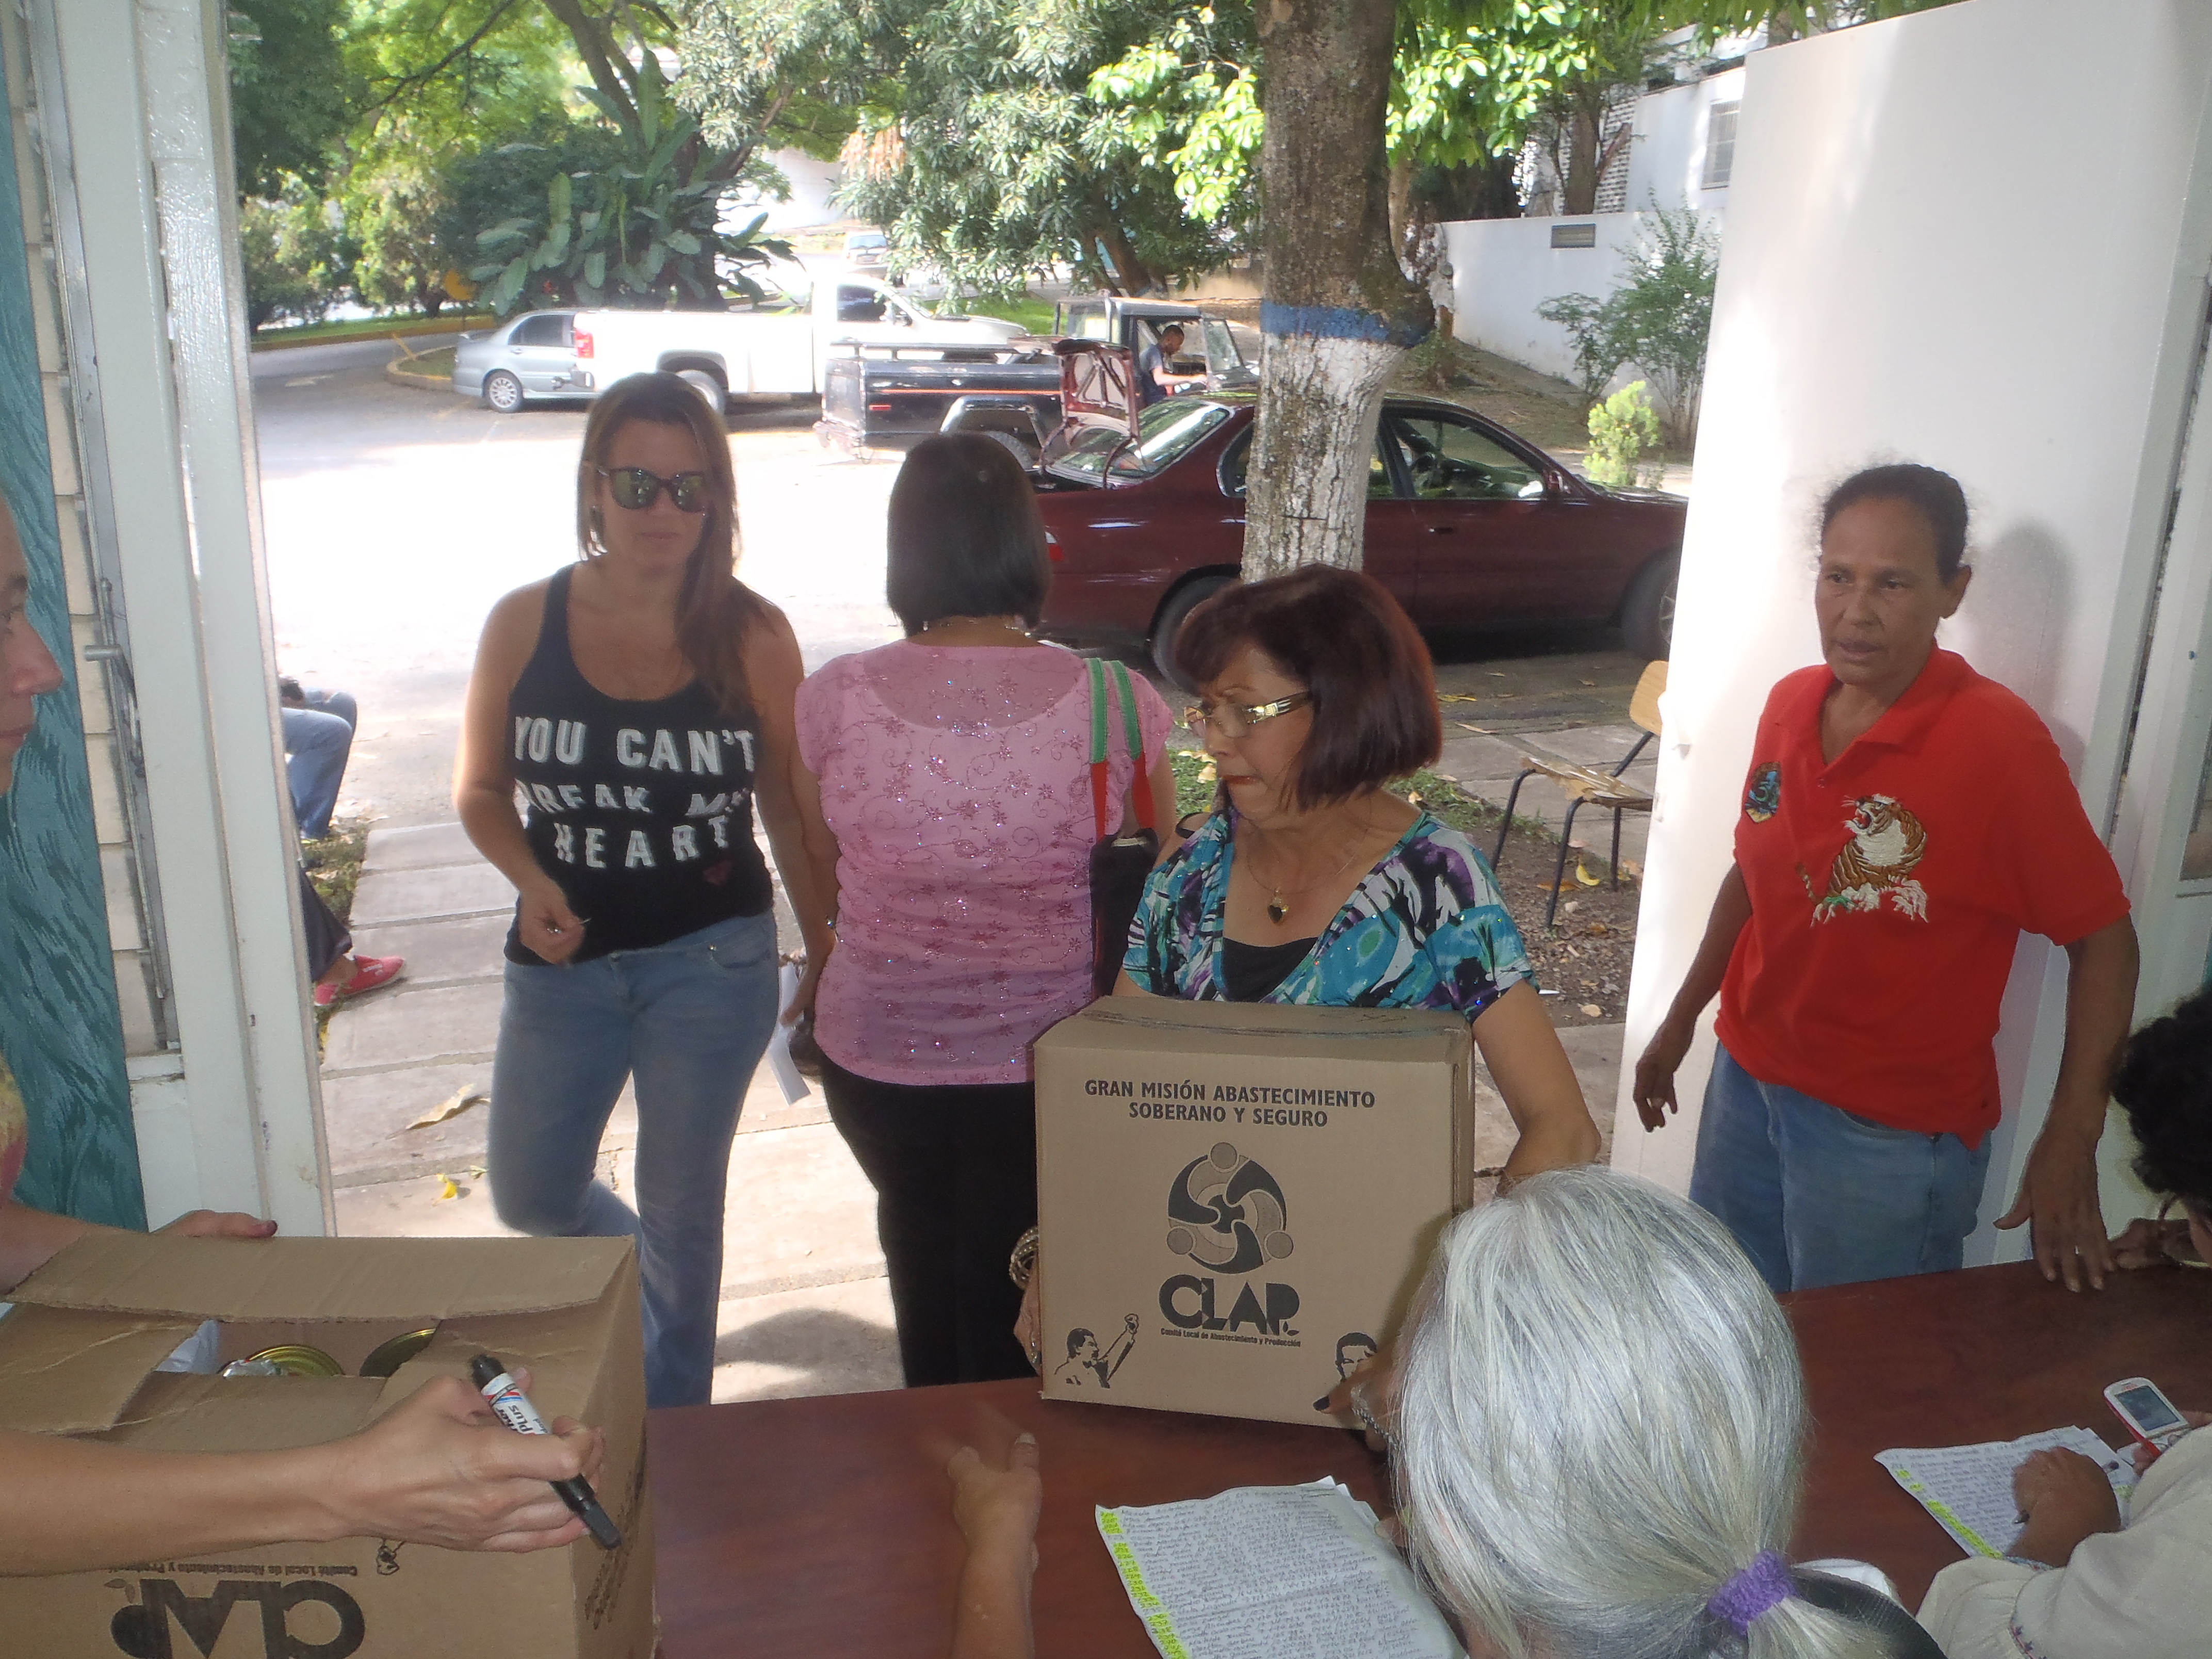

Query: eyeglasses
[
  {"left": 1182, "top": 691, "right": 1311, "bottom": 738},
  {"left": 598, "top": 466, "right": 709, "bottom": 513}
]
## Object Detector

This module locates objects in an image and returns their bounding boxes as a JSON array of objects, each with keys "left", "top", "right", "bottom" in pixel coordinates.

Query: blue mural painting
[{"left": 0, "top": 76, "right": 147, "bottom": 1226}]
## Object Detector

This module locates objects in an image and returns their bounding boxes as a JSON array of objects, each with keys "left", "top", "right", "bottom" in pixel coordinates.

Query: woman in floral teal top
[
  {"left": 1127, "top": 809, "right": 1532, "bottom": 1013},
  {"left": 1115, "top": 566, "right": 1598, "bottom": 1179}
]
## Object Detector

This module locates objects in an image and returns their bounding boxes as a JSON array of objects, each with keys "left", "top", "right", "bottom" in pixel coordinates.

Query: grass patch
[
  {"left": 253, "top": 312, "right": 492, "bottom": 350},
  {"left": 303, "top": 816, "right": 369, "bottom": 930},
  {"left": 961, "top": 294, "right": 1058, "bottom": 335},
  {"left": 397, "top": 346, "right": 457, "bottom": 379}
]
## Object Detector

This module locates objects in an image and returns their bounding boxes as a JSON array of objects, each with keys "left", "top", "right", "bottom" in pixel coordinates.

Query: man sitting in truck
[{"left": 1136, "top": 323, "right": 1206, "bottom": 408}]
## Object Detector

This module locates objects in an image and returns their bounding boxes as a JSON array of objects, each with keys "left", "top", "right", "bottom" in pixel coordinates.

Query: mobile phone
[{"left": 2105, "top": 1375, "right": 2190, "bottom": 1457}]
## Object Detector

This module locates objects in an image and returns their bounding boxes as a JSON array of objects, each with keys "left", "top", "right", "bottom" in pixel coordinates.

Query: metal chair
[{"left": 1491, "top": 660, "right": 1667, "bottom": 930}]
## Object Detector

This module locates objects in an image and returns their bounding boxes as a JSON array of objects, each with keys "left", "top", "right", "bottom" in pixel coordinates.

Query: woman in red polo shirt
[{"left": 1633, "top": 464, "right": 2138, "bottom": 1294}]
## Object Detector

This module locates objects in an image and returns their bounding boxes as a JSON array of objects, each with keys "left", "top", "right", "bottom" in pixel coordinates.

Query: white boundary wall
[
  {"left": 1609, "top": 0, "right": 2212, "bottom": 1261},
  {"left": 1442, "top": 209, "right": 1726, "bottom": 391}
]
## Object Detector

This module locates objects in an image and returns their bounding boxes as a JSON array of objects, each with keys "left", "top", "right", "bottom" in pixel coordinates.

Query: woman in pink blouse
[{"left": 792, "top": 435, "right": 1177, "bottom": 1384}]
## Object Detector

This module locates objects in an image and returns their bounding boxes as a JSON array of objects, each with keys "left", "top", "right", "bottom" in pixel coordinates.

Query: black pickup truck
[{"left": 812, "top": 297, "right": 1255, "bottom": 465}]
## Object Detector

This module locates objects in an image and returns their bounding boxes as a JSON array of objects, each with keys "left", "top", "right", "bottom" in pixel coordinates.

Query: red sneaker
[{"left": 313, "top": 954, "right": 405, "bottom": 1010}]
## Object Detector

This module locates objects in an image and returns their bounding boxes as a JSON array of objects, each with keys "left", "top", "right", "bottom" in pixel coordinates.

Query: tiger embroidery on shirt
[{"left": 1813, "top": 794, "right": 1929, "bottom": 923}]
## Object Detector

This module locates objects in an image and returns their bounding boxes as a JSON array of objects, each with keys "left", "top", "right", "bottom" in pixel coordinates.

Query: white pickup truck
[
  {"left": 573, "top": 277, "right": 1024, "bottom": 409},
  {"left": 456, "top": 276, "right": 1027, "bottom": 412}
]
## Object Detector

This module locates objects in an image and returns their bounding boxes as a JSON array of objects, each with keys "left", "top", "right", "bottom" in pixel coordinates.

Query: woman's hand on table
[
  {"left": 2108, "top": 1217, "right": 2195, "bottom": 1271},
  {"left": 947, "top": 1434, "right": 1042, "bottom": 1659},
  {"left": 948, "top": 1435, "right": 1043, "bottom": 1564},
  {"left": 2008, "top": 1447, "right": 2120, "bottom": 1566},
  {"left": 1995, "top": 1125, "right": 2112, "bottom": 1292}
]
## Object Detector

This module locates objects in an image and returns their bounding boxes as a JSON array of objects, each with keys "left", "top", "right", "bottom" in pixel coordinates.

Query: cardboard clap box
[
  {"left": 0, "top": 1233, "right": 654, "bottom": 1659},
  {"left": 1035, "top": 999, "right": 1476, "bottom": 1426}
]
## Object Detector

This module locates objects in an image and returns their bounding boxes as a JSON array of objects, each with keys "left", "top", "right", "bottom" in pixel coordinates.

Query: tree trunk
[
  {"left": 1387, "top": 154, "right": 1417, "bottom": 265},
  {"left": 1560, "top": 96, "right": 1601, "bottom": 216},
  {"left": 1244, "top": 0, "right": 1429, "bottom": 580},
  {"left": 1094, "top": 217, "right": 1154, "bottom": 297},
  {"left": 1460, "top": 152, "right": 1522, "bottom": 220}
]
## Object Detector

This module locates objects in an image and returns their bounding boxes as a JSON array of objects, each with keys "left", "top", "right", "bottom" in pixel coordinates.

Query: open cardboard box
[
  {"left": 1034, "top": 999, "right": 1475, "bottom": 1426},
  {"left": 0, "top": 1233, "right": 654, "bottom": 1657}
]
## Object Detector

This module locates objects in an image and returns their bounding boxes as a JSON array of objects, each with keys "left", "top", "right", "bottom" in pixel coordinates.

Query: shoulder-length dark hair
[
  {"left": 576, "top": 372, "right": 767, "bottom": 717},
  {"left": 886, "top": 433, "right": 1050, "bottom": 633},
  {"left": 1177, "top": 566, "right": 1440, "bottom": 809}
]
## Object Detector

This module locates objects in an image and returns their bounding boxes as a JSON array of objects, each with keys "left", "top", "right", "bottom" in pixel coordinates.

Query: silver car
[{"left": 453, "top": 310, "right": 584, "bottom": 412}]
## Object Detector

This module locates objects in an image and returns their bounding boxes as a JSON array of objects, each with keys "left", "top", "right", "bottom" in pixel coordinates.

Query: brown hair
[
  {"left": 1177, "top": 566, "right": 1440, "bottom": 810},
  {"left": 576, "top": 373, "right": 767, "bottom": 717}
]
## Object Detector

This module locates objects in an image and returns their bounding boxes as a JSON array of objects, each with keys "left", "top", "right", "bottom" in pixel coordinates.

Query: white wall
[
  {"left": 735, "top": 148, "right": 847, "bottom": 231},
  {"left": 1610, "top": 0, "right": 2212, "bottom": 1262},
  {"left": 1624, "top": 68, "right": 1745, "bottom": 215},
  {"left": 1443, "top": 208, "right": 1725, "bottom": 391}
]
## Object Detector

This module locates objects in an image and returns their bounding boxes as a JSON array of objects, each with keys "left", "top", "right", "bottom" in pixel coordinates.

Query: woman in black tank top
[{"left": 456, "top": 374, "right": 832, "bottom": 1409}]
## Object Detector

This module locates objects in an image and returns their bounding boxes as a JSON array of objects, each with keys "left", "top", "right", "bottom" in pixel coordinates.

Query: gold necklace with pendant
[{"left": 1240, "top": 822, "right": 1369, "bottom": 924}]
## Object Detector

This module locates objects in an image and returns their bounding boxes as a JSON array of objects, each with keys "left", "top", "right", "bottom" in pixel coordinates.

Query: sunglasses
[{"left": 598, "top": 466, "right": 710, "bottom": 513}]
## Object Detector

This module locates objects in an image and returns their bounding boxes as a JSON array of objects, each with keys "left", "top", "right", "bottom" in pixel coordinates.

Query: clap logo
[{"left": 1165, "top": 1142, "right": 1294, "bottom": 1274}]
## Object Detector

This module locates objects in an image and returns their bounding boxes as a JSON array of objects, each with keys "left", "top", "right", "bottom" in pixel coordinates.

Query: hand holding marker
[{"left": 470, "top": 1353, "right": 624, "bottom": 1550}]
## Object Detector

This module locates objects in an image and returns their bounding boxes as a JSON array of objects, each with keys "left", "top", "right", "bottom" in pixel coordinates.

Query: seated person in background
[
  {"left": 278, "top": 675, "right": 357, "bottom": 842},
  {"left": 1916, "top": 985, "right": 2212, "bottom": 1658},
  {"left": 1, "top": 497, "right": 600, "bottom": 1574},
  {"left": 968, "top": 1168, "right": 1943, "bottom": 1658},
  {"left": 1135, "top": 323, "right": 1205, "bottom": 408}
]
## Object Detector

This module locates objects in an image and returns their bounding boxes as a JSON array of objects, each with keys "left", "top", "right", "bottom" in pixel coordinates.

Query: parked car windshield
[{"left": 1051, "top": 399, "right": 1238, "bottom": 483}]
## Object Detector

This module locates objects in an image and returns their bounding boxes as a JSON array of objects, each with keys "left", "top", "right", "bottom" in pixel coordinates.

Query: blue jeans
[
  {"left": 1689, "top": 1045, "right": 1993, "bottom": 1294},
  {"left": 281, "top": 688, "right": 356, "bottom": 839},
  {"left": 488, "top": 910, "right": 777, "bottom": 1407}
]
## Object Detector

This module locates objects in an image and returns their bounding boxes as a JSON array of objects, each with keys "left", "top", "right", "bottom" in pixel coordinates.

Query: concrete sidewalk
[{"left": 321, "top": 822, "right": 1624, "bottom": 1404}]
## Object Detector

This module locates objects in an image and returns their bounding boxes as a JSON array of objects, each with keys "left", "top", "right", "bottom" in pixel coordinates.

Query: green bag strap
[
  {"left": 1107, "top": 661, "right": 1157, "bottom": 832},
  {"left": 1087, "top": 658, "right": 1111, "bottom": 837}
]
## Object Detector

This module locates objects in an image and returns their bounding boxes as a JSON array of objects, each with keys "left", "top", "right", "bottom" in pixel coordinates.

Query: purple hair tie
[{"left": 1707, "top": 1550, "right": 1792, "bottom": 1633}]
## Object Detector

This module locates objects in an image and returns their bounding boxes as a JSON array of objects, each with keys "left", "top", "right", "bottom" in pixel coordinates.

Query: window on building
[{"left": 1702, "top": 101, "right": 1741, "bottom": 190}]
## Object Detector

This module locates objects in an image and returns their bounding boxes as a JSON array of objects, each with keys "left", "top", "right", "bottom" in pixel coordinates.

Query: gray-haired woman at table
[
  {"left": 950, "top": 1167, "right": 1943, "bottom": 1658},
  {"left": 1392, "top": 1167, "right": 1937, "bottom": 1659}
]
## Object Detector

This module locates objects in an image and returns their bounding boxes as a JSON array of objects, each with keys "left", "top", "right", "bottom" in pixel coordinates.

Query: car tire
[
  {"left": 980, "top": 429, "right": 1038, "bottom": 470},
  {"left": 1151, "top": 575, "right": 1234, "bottom": 691},
  {"left": 1621, "top": 551, "right": 1679, "bottom": 662},
  {"left": 483, "top": 371, "right": 524, "bottom": 414},
  {"left": 678, "top": 369, "right": 727, "bottom": 415}
]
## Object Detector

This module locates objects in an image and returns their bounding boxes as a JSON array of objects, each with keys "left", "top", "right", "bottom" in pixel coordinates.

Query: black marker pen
[{"left": 468, "top": 1353, "right": 623, "bottom": 1550}]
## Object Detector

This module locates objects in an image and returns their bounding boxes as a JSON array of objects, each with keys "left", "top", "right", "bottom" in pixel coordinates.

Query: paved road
[{"left": 253, "top": 351, "right": 905, "bottom": 827}]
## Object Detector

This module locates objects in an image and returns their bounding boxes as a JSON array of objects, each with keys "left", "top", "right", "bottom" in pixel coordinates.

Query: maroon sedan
[{"left": 1031, "top": 391, "right": 1684, "bottom": 684}]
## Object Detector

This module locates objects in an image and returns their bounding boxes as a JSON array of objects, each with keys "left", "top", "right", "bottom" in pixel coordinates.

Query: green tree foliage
[
  {"left": 239, "top": 194, "right": 351, "bottom": 330},
  {"left": 676, "top": 0, "right": 1237, "bottom": 296},
  {"left": 473, "top": 55, "right": 792, "bottom": 313},
  {"left": 229, "top": 0, "right": 361, "bottom": 197},
  {"left": 1537, "top": 204, "right": 1719, "bottom": 446}
]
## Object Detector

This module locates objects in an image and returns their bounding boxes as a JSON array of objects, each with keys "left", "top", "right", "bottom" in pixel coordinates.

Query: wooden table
[{"left": 650, "top": 1261, "right": 2212, "bottom": 1655}]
